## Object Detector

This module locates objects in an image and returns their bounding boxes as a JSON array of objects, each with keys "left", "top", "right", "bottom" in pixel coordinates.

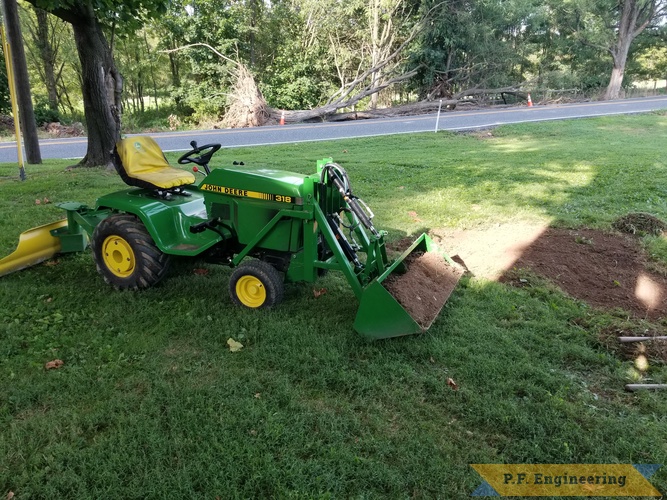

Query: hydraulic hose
[{"left": 324, "top": 163, "right": 379, "bottom": 237}]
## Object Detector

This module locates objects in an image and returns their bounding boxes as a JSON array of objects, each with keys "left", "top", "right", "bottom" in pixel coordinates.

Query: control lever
[{"left": 190, "top": 218, "right": 219, "bottom": 234}]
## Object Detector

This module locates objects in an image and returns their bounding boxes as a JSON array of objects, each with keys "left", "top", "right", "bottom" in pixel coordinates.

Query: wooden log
[
  {"left": 618, "top": 336, "right": 667, "bottom": 343},
  {"left": 625, "top": 384, "right": 667, "bottom": 392},
  {"left": 270, "top": 99, "right": 462, "bottom": 124}
]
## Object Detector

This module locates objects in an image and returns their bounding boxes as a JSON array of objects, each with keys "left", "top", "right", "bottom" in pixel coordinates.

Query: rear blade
[
  {"left": 354, "top": 233, "right": 463, "bottom": 339},
  {"left": 0, "top": 220, "right": 67, "bottom": 277}
]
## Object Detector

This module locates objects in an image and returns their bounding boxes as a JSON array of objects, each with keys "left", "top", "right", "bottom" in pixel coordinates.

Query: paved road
[{"left": 2, "top": 95, "right": 667, "bottom": 163}]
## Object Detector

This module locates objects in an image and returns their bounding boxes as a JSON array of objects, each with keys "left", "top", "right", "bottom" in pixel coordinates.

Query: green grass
[{"left": 1, "top": 114, "right": 667, "bottom": 498}]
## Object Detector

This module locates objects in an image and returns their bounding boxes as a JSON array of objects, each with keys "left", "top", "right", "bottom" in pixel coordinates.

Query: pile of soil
[{"left": 383, "top": 251, "right": 464, "bottom": 328}]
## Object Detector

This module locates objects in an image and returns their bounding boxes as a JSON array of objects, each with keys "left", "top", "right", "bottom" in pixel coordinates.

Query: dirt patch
[
  {"left": 393, "top": 223, "right": 667, "bottom": 320},
  {"left": 429, "top": 223, "right": 548, "bottom": 281},
  {"left": 383, "top": 252, "right": 464, "bottom": 328},
  {"left": 458, "top": 129, "right": 496, "bottom": 140},
  {"left": 43, "top": 122, "right": 85, "bottom": 137},
  {"left": 498, "top": 228, "right": 667, "bottom": 319}
]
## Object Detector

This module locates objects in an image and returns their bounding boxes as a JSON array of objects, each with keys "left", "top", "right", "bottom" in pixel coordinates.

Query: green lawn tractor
[{"left": 0, "top": 137, "right": 462, "bottom": 339}]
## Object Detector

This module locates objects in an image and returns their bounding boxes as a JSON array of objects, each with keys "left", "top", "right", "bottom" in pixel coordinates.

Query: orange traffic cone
[
  {"left": 280, "top": 110, "right": 285, "bottom": 125},
  {"left": 527, "top": 94, "right": 533, "bottom": 107}
]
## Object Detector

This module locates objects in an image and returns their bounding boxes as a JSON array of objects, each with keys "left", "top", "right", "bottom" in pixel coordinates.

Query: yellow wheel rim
[
  {"left": 102, "top": 235, "right": 136, "bottom": 278},
  {"left": 236, "top": 275, "right": 266, "bottom": 308}
]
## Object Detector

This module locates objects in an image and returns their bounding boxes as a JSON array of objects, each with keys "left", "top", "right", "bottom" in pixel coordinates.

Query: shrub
[{"left": 33, "top": 99, "right": 62, "bottom": 126}]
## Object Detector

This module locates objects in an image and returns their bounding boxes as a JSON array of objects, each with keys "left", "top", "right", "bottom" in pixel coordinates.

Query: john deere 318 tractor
[{"left": 0, "top": 137, "right": 462, "bottom": 339}]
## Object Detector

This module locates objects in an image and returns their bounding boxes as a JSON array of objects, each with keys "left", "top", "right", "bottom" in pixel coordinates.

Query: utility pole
[{"left": 1, "top": 0, "right": 42, "bottom": 168}]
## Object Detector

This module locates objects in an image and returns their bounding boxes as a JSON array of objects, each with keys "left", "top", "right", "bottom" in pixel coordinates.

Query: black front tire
[
  {"left": 91, "top": 214, "right": 171, "bottom": 290},
  {"left": 229, "top": 260, "right": 284, "bottom": 309}
]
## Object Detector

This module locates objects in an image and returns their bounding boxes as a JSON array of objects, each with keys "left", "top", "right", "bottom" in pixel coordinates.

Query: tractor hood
[{"left": 199, "top": 167, "right": 308, "bottom": 202}]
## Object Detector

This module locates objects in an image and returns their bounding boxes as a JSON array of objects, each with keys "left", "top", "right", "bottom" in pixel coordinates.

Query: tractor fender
[{"left": 95, "top": 189, "right": 226, "bottom": 256}]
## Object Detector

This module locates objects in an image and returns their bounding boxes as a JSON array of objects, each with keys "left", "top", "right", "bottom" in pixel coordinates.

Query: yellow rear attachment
[{"left": 0, "top": 220, "right": 67, "bottom": 277}]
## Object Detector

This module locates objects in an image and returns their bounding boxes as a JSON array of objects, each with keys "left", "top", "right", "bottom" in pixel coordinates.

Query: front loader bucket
[
  {"left": 0, "top": 220, "right": 67, "bottom": 277},
  {"left": 354, "top": 233, "right": 463, "bottom": 340}
]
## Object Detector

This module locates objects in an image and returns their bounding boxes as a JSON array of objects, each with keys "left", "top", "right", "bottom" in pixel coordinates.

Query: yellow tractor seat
[{"left": 112, "top": 136, "right": 195, "bottom": 191}]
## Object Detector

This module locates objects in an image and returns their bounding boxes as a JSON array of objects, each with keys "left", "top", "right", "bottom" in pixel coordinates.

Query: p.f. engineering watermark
[{"left": 470, "top": 464, "right": 662, "bottom": 496}]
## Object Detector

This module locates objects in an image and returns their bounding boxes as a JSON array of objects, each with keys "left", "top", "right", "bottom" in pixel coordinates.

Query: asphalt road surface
[{"left": 2, "top": 95, "right": 667, "bottom": 163}]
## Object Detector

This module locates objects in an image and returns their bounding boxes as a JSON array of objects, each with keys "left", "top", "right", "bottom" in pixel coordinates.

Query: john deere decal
[{"left": 201, "top": 184, "right": 295, "bottom": 204}]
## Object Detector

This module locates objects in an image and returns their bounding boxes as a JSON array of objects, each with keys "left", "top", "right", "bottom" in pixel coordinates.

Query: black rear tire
[
  {"left": 91, "top": 214, "right": 171, "bottom": 290},
  {"left": 229, "top": 260, "right": 284, "bottom": 309}
]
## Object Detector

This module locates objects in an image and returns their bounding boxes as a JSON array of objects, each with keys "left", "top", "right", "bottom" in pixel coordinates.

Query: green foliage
[
  {"left": 628, "top": 26, "right": 667, "bottom": 83},
  {"left": 260, "top": 34, "right": 333, "bottom": 110},
  {"left": 409, "top": 0, "right": 535, "bottom": 97},
  {"left": 32, "top": 98, "right": 62, "bottom": 125},
  {"left": 120, "top": 104, "right": 179, "bottom": 133},
  {"left": 0, "top": 44, "right": 9, "bottom": 115},
  {"left": 169, "top": 82, "right": 228, "bottom": 123},
  {"left": 29, "top": 0, "right": 169, "bottom": 34},
  {"left": 147, "top": 0, "right": 256, "bottom": 119}
]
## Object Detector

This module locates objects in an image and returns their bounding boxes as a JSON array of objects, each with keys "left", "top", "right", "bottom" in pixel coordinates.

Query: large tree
[
  {"left": 568, "top": 0, "right": 667, "bottom": 99},
  {"left": 600, "top": 0, "right": 667, "bottom": 99},
  {"left": 27, "top": 0, "right": 166, "bottom": 167}
]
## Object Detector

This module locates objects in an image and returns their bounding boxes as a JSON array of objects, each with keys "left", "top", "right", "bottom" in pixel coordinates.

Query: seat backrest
[{"left": 113, "top": 136, "right": 195, "bottom": 190}]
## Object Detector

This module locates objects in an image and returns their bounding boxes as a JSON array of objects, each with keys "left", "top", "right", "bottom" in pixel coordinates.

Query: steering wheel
[{"left": 177, "top": 141, "right": 222, "bottom": 167}]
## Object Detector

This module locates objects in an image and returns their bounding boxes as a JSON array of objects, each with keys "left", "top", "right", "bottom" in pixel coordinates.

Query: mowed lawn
[{"left": 1, "top": 114, "right": 666, "bottom": 498}]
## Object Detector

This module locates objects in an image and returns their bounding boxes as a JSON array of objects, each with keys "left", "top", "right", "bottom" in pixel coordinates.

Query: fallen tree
[
  {"left": 270, "top": 86, "right": 531, "bottom": 124},
  {"left": 163, "top": 44, "right": 529, "bottom": 127}
]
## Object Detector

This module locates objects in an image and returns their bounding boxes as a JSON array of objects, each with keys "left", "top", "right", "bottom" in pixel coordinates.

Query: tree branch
[{"left": 160, "top": 43, "right": 241, "bottom": 68}]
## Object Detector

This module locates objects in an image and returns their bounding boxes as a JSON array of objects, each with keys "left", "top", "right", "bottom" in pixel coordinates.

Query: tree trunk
[
  {"left": 368, "top": 0, "right": 396, "bottom": 110},
  {"left": 168, "top": 46, "right": 180, "bottom": 87},
  {"left": 604, "top": 61, "right": 627, "bottom": 100},
  {"left": 143, "top": 31, "right": 159, "bottom": 111},
  {"left": 34, "top": 7, "right": 59, "bottom": 112},
  {"left": 369, "top": 0, "right": 380, "bottom": 110},
  {"left": 2, "top": 0, "right": 42, "bottom": 164},
  {"left": 68, "top": 4, "right": 121, "bottom": 167},
  {"left": 602, "top": 0, "right": 656, "bottom": 100},
  {"left": 603, "top": 30, "right": 632, "bottom": 100}
]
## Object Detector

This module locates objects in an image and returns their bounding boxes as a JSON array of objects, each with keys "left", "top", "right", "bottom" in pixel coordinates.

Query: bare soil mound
[
  {"left": 424, "top": 223, "right": 667, "bottom": 319},
  {"left": 500, "top": 228, "right": 667, "bottom": 319}
]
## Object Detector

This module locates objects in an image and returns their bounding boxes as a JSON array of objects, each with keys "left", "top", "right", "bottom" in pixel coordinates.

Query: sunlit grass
[{"left": 1, "top": 114, "right": 667, "bottom": 497}]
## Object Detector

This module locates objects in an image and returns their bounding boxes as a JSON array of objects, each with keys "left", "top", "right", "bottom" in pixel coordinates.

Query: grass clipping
[
  {"left": 383, "top": 252, "right": 463, "bottom": 329},
  {"left": 612, "top": 212, "right": 667, "bottom": 236},
  {"left": 222, "top": 63, "right": 270, "bottom": 128}
]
